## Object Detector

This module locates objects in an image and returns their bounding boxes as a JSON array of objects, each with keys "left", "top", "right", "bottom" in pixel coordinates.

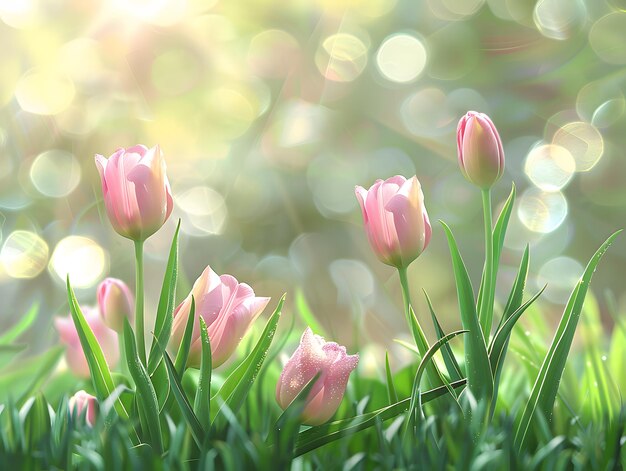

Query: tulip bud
[
  {"left": 276, "top": 328, "right": 359, "bottom": 426},
  {"left": 95, "top": 145, "right": 173, "bottom": 241},
  {"left": 355, "top": 175, "right": 431, "bottom": 269},
  {"left": 169, "top": 266, "right": 270, "bottom": 368},
  {"left": 68, "top": 390, "right": 98, "bottom": 427},
  {"left": 55, "top": 307, "right": 119, "bottom": 378},
  {"left": 457, "top": 111, "right": 505, "bottom": 189},
  {"left": 97, "top": 278, "right": 134, "bottom": 333}
]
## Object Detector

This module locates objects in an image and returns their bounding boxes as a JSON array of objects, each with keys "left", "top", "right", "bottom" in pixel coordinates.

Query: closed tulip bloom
[
  {"left": 355, "top": 175, "right": 432, "bottom": 269},
  {"left": 55, "top": 307, "right": 119, "bottom": 378},
  {"left": 69, "top": 390, "right": 98, "bottom": 427},
  {"left": 276, "top": 328, "right": 359, "bottom": 426},
  {"left": 169, "top": 266, "right": 270, "bottom": 368},
  {"left": 95, "top": 145, "right": 173, "bottom": 241},
  {"left": 457, "top": 111, "right": 505, "bottom": 189},
  {"left": 97, "top": 278, "right": 134, "bottom": 333}
]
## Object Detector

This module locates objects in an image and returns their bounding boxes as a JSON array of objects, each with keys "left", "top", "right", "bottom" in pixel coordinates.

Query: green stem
[
  {"left": 134, "top": 240, "right": 146, "bottom": 366},
  {"left": 479, "top": 189, "right": 494, "bottom": 342}
]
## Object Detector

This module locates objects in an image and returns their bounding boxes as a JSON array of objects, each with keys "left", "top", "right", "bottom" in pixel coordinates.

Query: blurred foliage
[{"left": 0, "top": 0, "right": 625, "bottom": 370}]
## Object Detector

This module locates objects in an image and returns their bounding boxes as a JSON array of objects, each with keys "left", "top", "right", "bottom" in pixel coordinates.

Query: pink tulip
[
  {"left": 169, "top": 266, "right": 270, "bottom": 368},
  {"left": 457, "top": 111, "right": 505, "bottom": 189},
  {"left": 55, "top": 306, "right": 119, "bottom": 378},
  {"left": 97, "top": 278, "right": 134, "bottom": 333},
  {"left": 68, "top": 390, "right": 98, "bottom": 427},
  {"left": 95, "top": 145, "right": 173, "bottom": 241},
  {"left": 276, "top": 328, "right": 359, "bottom": 426},
  {"left": 355, "top": 175, "right": 432, "bottom": 269}
]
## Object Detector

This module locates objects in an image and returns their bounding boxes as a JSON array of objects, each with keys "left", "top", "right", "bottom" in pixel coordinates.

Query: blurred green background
[{"left": 0, "top": 0, "right": 624, "bottom": 372}]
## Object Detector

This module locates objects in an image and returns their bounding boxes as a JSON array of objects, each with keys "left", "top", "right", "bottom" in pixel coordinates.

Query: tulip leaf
[
  {"left": 15, "top": 346, "right": 64, "bottom": 408},
  {"left": 66, "top": 277, "right": 134, "bottom": 430},
  {"left": 295, "top": 288, "right": 326, "bottom": 338},
  {"left": 193, "top": 317, "right": 212, "bottom": 428},
  {"left": 155, "top": 338, "right": 206, "bottom": 447},
  {"left": 174, "top": 296, "right": 196, "bottom": 375},
  {"left": 514, "top": 230, "right": 621, "bottom": 450},
  {"left": 404, "top": 330, "right": 468, "bottom": 439},
  {"left": 211, "top": 295, "right": 284, "bottom": 428},
  {"left": 293, "top": 379, "right": 466, "bottom": 457},
  {"left": 0, "top": 302, "right": 38, "bottom": 345},
  {"left": 424, "top": 290, "right": 463, "bottom": 382},
  {"left": 148, "top": 220, "right": 181, "bottom": 375},
  {"left": 494, "top": 244, "right": 530, "bottom": 337},
  {"left": 123, "top": 320, "right": 163, "bottom": 454},
  {"left": 385, "top": 352, "right": 398, "bottom": 405},
  {"left": 440, "top": 221, "right": 493, "bottom": 403},
  {"left": 271, "top": 372, "right": 322, "bottom": 439}
]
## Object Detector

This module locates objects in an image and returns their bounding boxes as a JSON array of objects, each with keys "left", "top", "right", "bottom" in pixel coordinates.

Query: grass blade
[
  {"left": 514, "top": 230, "right": 621, "bottom": 449},
  {"left": 440, "top": 221, "right": 493, "bottom": 402},
  {"left": 493, "top": 245, "right": 530, "bottom": 339},
  {"left": 193, "top": 317, "right": 212, "bottom": 428},
  {"left": 424, "top": 290, "right": 463, "bottom": 382},
  {"left": 0, "top": 302, "right": 38, "bottom": 344},
  {"left": 385, "top": 352, "right": 398, "bottom": 405},
  {"left": 148, "top": 220, "right": 181, "bottom": 374}
]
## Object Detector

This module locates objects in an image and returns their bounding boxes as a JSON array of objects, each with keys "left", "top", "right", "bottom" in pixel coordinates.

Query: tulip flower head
[
  {"left": 355, "top": 175, "right": 432, "bottom": 269},
  {"left": 457, "top": 111, "right": 505, "bottom": 189},
  {"left": 69, "top": 390, "right": 98, "bottom": 427},
  {"left": 55, "top": 307, "right": 119, "bottom": 378},
  {"left": 169, "top": 266, "right": 270, "bottom": 368},
  {"left": 95, "top": 145, "right": 173, "bottom": 241},
  {"left": 97, "top": 277, "right": 134, "bottom": 333},
  {"left": 276, "top": 328, "right": 359, "bottom": 426}
]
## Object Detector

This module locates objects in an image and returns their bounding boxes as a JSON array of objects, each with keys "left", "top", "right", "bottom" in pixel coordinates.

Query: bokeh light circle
[
  {"left": 176, "top": 186, "right": 227, "bottom": 236},
  {"left": 376, "top": 33, "right": 427, "bottom": 83},
  {"left": 30, "top": 150, "right": 81, "bottom": 198},
  {"left": 50, "top": 236, "right": 108, "bottom": 288},
  {"left": 589, "top": 13, "right": 626, "bottom": 65},
  {"left": 537, "top": 256, "right": 584, "bottom": 303},
  {"left": 533, "top": 0, "right": 586, "bottom": 40},
  {"left": 0, "top": 230, "right": 48, "bottom": 279},
  {"left": 517, "top": 187, "right": 568, "bottom": 233},
  {"left": 15, "top": 68, "right": 75, "bottom": 115},
  {"left": 524, "top": 144, "right": 575, "bottom": 191},
  {"left": 315, "top": 33, "right": 368, "bottom": 82},
  {"left": 551, "top": 121, "right": 604, "bottom": 172}
]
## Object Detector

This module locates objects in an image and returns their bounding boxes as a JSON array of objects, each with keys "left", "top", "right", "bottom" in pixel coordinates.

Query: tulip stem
[
  {"left": 479, "top": 189, "right": 494, "bottom": 342},
  {"left": 397, "top": 268, "right": 430, "bottom": 364},
  {"left": 134, "top": 240, "right": 146, "bottom": 365}
]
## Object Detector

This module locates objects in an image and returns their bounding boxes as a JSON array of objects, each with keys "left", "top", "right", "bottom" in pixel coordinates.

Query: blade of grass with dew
[
  {"left": 514, "top": 230, "right": 621, "bottom": 449},
  {"left": 0, "top": 302, "right": 38, "bottom": 345},
  {"left": 148, "top": 220, "right": 180, "bottom": 375},
  {"left": 211, "top": 295, "right": 284, "bottom": 427},
  {"left": 67, "top": 277, "right": 133, "bottom": 426},
  {"left": 404, "top": 330, "right": 468, "bottom": 439},
  {"left": 174, "top": 296, "right": 196, "bottom": 375},
  {"left": 123, "top": 320, "right": 163, "bottom": 454},
  {"left": 292, "top": 379, "right": 466, "bottom": 457},
  {"left": 424, "top": 290, "right": 463, "bottom": 382},
  {"left": 193, "top": 317, "right": 212, "bottom": 427},
  {"left": 441, "top": 221, "right": 493, "bottom": 402},
  {"left": 385, "top": 352, "right": 398, "bottom": 405}
]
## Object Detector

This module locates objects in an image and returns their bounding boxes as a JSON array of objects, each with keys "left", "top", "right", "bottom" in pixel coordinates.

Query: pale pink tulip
[
  {"left": 169, "top": 266, "right": 270, "bottom": 368},
  {"left": 97, "top": 277, "right": 134, "bottom": 333},
  {"left": 276, "top": 328, "right": 359, "bottom": 426},
  {"left": 55, "top": 307, "right": 119, "bottom": 378},
  {"left": 95, "top": 145, "right": 173, "bottom": 241},
  {"left": 68, "top": 390, "right": 98, "bottom": 427},
  {"left": 355, "top": 175, "right": 431, "bottom": 269},
  {"left": 457, "top": 111, "right": 505, "bottom": 189}
]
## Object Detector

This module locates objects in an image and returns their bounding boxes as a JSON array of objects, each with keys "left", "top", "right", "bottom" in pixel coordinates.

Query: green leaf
[
  {"left": 425, "top": 290, "right": 463, "bottom": 382},
  {"left": 385, "top": 352, "right": 398, "bottom": 405},
  {"left": 174, "top": 296, "right": 196, "bottom": 375},
  {"left": 293, "top": 379, "right": 466, "bottom": 457},
  {"left": 0, "top": 302, "right": 38, "bottom": 344},
  {"left": 514, "top": 230, "right": 621, "bottom": 450},
  {"left": 148, "top": 220, "right": 181, "bottom": 374},
  {"left": 193, "top": 317, "right": 212, "bottom": 428},
  {"left": 271, "top": 372, "right": 321, "bottom": 439},
  {"left": 66, "top": 277, "right": 133, "bottom": 427},
  {"left": 156, "top": 339, "right": 206, "bottom": 447},
  {"left": 494, "top": 245, "right": 530, "bottom": 338},
  {"left": 211, "top": 295, "right": 284, "bottom": 427},
  {"left": 0, "top": 344, "right": 26, "bottom": 354},
  {"left": 295, "top": 289, "right": 326, "bottom": 337},
  {"left": 123, "top": 320, "right": 163, "bottom": 454},
  {"left": 404, "top": 330, "right": 468, "bottom": 438},
  {"left": 440, "top": 221, "right": 493, "bottom": 402}
]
